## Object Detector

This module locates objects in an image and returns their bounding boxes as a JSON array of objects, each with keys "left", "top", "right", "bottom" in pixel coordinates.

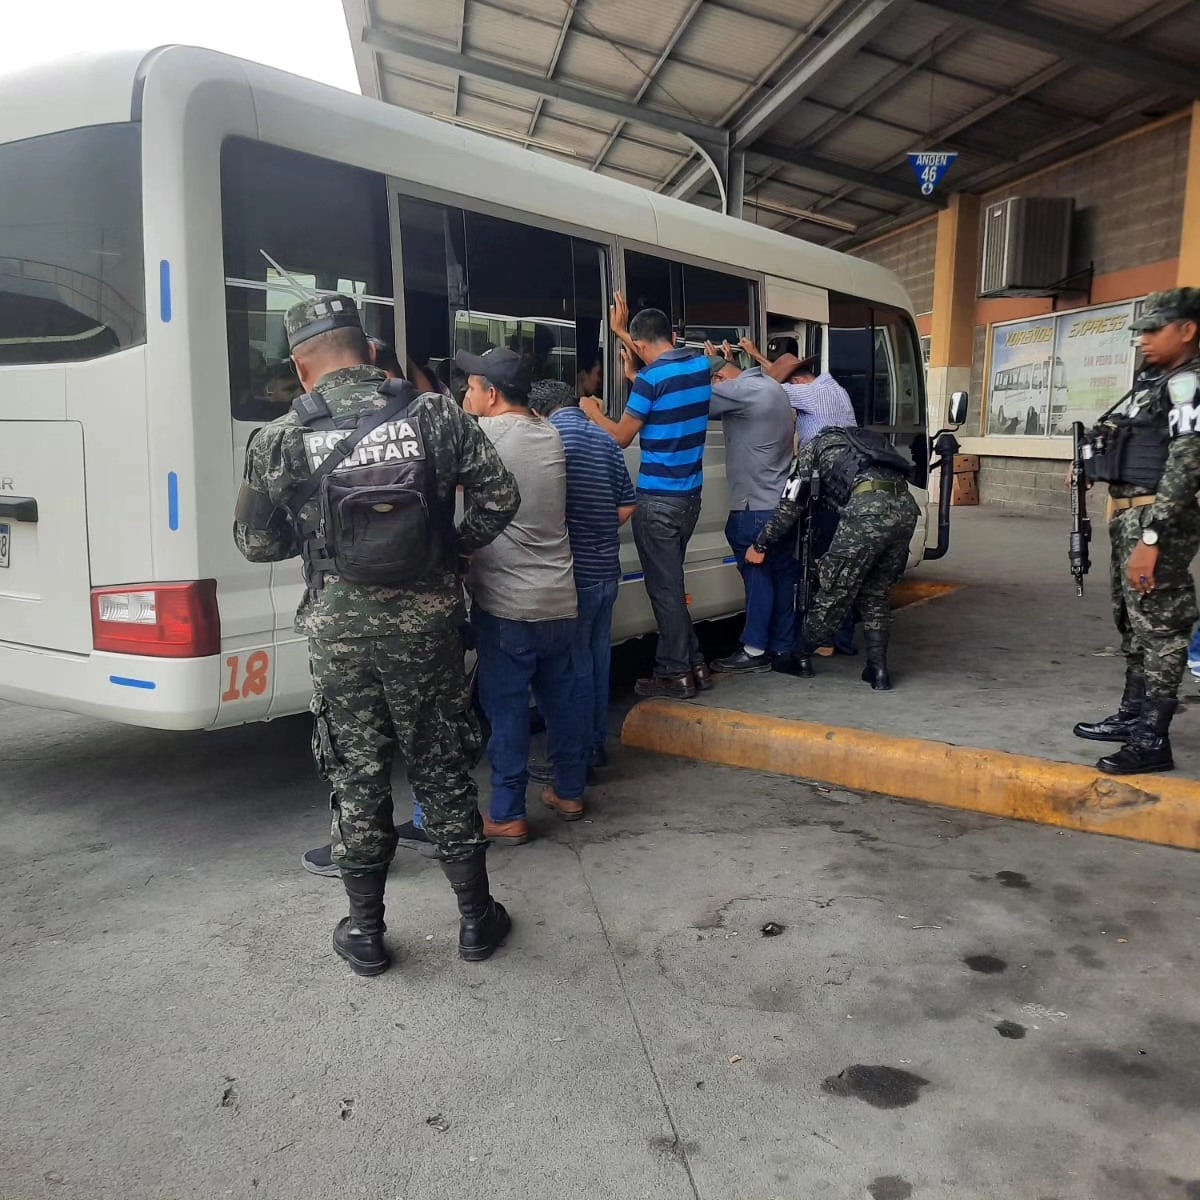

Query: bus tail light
[{"left": 91, "top": 581, "right": 220, "bottom": 658}]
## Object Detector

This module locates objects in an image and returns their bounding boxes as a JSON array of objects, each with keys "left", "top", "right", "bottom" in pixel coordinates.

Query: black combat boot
[
  {"left": 860, "top": 629, "right": 892, "bottom": 691},
  {"left": 772, "top": 634, "right": 816, "bottom": 678},
  {"left": 333, "top": 870, "right": 390, "bottom": 976},
  {"left": 1073, "top": 670, "right": 1145, "bottom": 742},
  {"left": 440, "top": 850, "right": 512, "bottom": 962},
  {"left": 1096, "top": 696, "right": 1177, "bottom": 775}
]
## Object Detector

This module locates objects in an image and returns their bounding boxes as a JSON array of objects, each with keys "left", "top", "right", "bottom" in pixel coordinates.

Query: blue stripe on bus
[
  {"left": 167, "top": 472, "right": 180, "bottom": 531},
  {"left": 160, "top": 260, "right": 172, "bottom": 323},
  {"left": 110, "top": 676, "right": 156, "bottom": 690}
]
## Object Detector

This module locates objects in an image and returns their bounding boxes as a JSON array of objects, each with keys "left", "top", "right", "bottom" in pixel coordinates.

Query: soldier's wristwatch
[{"left": 1141, "top": 528, "right": 1160, "bottom": 546}]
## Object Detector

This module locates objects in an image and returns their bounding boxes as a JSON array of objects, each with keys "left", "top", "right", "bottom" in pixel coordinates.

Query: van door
[
  {"left": 764, "top": 276, "right": 830, "bottom": 359},
  {"left": 0, "top": 415, "right": 91, "bottom": 654}
]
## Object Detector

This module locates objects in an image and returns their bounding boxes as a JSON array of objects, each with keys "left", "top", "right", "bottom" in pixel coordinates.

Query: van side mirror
[{"left": 948, "top": 391, "right": 969, "bottom": 428}]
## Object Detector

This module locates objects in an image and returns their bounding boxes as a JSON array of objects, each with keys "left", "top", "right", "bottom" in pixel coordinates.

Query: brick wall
[
  {"left": 980, "top": 117, "right": 1190, "bottom": 276},
  {"left": 851, "top": 217, "right": 938, "bottom": 315},
  {"left": 976, "top": 457, "right": 1069, "bottom": 516}
]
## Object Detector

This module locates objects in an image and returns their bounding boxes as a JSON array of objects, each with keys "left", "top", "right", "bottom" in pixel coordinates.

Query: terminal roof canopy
[{"left": 342, "top": 0, "right": 1200, "bottom": 249}]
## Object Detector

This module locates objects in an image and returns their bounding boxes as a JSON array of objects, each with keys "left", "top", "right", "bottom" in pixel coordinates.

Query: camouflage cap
[
  {"left": 284, "top": 294, "right": 363, "bottom": 350},
  {"left": 1130, "top": 288, "right": 1200, "bottom": 332}
]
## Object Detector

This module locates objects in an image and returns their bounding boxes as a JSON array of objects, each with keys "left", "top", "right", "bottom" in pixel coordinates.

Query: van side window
[
  {"left": 623, "top": 251, "right": 755, "bottom": 348},
  {"left": 829, "top": 292, "right": 928, "bottom": 485},
  {"left": 0, "top": 124, "right": 145, "bottom": 365},
  {"left": 221, "top": 138, "right": 394, "bottom": 422},
  {"left": 397, "top": 197, "right": 607, "bottom": 402}
]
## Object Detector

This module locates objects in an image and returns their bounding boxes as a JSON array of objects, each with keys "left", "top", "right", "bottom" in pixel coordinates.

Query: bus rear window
[{"left": 0, "top": 124, "right": 145, "bottom": 365}]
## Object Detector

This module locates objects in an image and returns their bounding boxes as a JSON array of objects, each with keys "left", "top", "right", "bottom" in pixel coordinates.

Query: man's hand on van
[{"left": 610, "top": 290, "right": 630, "bottom": 338}]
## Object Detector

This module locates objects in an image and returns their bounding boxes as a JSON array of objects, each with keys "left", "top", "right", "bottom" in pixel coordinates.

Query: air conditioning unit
[{"left": 980, "top": 197, "right": 1074, "bottom": 296}]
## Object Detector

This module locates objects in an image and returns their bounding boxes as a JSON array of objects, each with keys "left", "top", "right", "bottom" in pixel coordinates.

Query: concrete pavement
[
  {"left": 2, "top": 693, "right": 1198, "bottom": 1200},
  {"left": 624, "top": 508, "right": 1200, "bottom": 849}
]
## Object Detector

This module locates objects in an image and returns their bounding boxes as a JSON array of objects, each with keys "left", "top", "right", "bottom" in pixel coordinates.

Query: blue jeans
[
  {"left": 632, "top": 492, "right": 704, "bottom": 677},
  {"left": 725, "top": 509, "right": 798, "bottom": 655},
  {"left": 574, "top": 579, "right": 619, "bottom": 754},
  {"left": 473, "top": 607, "right": 587, "bottom": 822},
  {"left": 1190, "top": 622, "right": 1200, "bottom": 667}
]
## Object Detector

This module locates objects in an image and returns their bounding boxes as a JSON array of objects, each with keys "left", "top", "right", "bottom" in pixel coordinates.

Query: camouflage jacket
[
  {"left": 233, "top": 365, "right": 521, "bottom": 639},
  {"left": 754, "top": 426, "right": 910, "bottom": 550}
]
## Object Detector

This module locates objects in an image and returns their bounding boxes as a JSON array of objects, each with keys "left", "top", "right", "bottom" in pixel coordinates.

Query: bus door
[{"left": 764, "top": 276, "right": 829, "bottom": 370}]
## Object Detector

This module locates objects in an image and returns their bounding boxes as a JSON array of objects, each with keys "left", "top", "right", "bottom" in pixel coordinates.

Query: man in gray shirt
[
  {"left": 706, "top": 353, "right": 799, "bottom": 674},
  {"left": 456, "top": 348, "right": 587, "bottom": 846}
]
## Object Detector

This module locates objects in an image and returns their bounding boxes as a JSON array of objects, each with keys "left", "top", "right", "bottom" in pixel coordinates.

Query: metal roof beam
[
  {"left": 731, "top": 0, "right": 919, "bottom": 150},
  {"left": 362, "top": 25, "right": 728, "bottom": 149},
  {"left": 918, "top": 0, "right": 1200, "bottom": 95},
  {"left": 753, "top": 141, "right": 945, "bottom": 207},
  {"left": 591, "top": 0, "right": 706, "bottom": 172}
]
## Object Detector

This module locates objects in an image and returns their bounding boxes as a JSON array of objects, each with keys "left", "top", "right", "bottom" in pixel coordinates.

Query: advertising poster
[
  {"left": 986, "top": 301, "right": 1138, "bottom": 437},
  {"left": 1046, "top": 301, "right": 1135, "bottom": 434},
  {"left": 987, "top": 316, "right": 1057, "bottom": 435}
]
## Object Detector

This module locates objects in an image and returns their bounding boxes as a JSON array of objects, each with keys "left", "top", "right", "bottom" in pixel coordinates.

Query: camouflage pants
[
  {"left": 1109, "top": 504, "right": 1200, "bottom": 697},
  {"left": 309, "top": 627, "right": 485, "bottom": 873},
  {"left": 801, "top": 492, "right": 920, "bottom": 647}
]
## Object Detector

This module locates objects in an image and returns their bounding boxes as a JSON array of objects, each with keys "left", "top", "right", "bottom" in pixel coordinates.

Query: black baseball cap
[{"left": 454, "top": 347, "right": 531, "bottom": 401}]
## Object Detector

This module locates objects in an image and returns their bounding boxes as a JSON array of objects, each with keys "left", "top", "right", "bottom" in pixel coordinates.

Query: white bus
[{"left": 0, "top": 47, "right": 955, "bottom": 731}]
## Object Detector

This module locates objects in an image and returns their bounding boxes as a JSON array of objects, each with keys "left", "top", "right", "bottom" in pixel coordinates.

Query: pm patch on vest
[{"left": 303, "top": 418, "right": 427, "bottom": 472}]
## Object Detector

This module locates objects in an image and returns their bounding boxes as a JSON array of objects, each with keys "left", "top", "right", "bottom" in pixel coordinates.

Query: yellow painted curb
[{"left": 621, "top": 701, "right": 1200, "bottom": 852}]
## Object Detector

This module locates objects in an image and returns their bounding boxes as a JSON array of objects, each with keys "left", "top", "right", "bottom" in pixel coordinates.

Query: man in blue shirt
[
  {"left": 580, "top": 293, "right": 712, "bottom": 699},
  {"left": 530, "top": 380, "right": 636, "bottom": 767}
]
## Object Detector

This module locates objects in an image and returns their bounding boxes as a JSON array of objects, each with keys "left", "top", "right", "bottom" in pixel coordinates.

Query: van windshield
[{"left": 0, "top": 123, "right": 146, "bottom": 365}]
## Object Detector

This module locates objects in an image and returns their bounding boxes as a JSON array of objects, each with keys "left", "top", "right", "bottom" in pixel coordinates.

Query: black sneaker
[
  {"left": 711, "top": 649, "right": 772, "bottom": 674},
  {"left": 301, "top": 844, "right": 340, "bottom": 878},
  {"left": 526, "top": 760, "right": 555, "bottom": 783},
  {"left": 395, "top": 820, "right": 442, "bottom": 860}
]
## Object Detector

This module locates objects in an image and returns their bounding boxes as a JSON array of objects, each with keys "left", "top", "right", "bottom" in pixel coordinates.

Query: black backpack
[
  {"left": 287, "top": 379, "right": 446, "bottom": 592},
  {"left": 823, "top": 427, "right": 913, "bottom": 507}
]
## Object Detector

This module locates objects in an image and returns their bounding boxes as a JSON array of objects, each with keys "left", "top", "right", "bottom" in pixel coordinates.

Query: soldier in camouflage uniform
[
  {"left": 746, "top": 425, "right": 919, "bottom": 689},
  {"left": 1074, "top": 288, "right": 1200, "bottom": 775},
  {"left": 233, "top": 296, "right": 521, "bottom": 975}
]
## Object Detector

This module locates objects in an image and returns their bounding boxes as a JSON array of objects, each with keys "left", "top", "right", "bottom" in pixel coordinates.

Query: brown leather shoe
[
  {"left": 692, "top": 663, "right": 714, "bottom": 691},
  {"left": 634, "top": 673, "right": 697, "bottom": 699},
  {"left": 541, "top": 787, "right": 584, "bottom": 822},
  {"left": 482, "top": 816, "right": 531, "bottom": 845}
]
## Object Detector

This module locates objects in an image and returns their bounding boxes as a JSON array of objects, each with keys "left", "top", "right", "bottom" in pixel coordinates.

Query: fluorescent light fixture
[
  {"left": 745, "top": 196, "right": 857, "bottom": 233},
  {"left": 430, "top": 113, "right": 581, "bottom": 158}
]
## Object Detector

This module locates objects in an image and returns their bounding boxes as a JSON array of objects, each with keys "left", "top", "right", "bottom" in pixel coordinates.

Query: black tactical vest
[
  {"left": 1082, "top": 373, "right": 1172, "bottom": 491},
  {"left": 287, "top": 380, "right": 450, "bottom": 592},
  {"left": 822, "top": 428, "right": 913, "bottom": 508}
]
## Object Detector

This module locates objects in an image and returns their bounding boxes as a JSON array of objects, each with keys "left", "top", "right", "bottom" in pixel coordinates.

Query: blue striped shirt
[
  {"left": 626, "top": 348, "right": 711, "bottom": 495},
  {"left": 549, "top": 407, "right": 637, "bottom": 585}
]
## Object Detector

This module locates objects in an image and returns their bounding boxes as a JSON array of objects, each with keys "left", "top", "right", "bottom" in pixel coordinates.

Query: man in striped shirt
[
  {"left": 580, "top": 292, "right": 712, "bottom": 699},
  {"left": 530, "top": 380, "right": 637, "bottom": 768}
]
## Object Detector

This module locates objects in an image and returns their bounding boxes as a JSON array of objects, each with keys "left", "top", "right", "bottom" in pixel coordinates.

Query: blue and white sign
[{"left": 907, "top": 151, "right": 958, "bottom": 196}]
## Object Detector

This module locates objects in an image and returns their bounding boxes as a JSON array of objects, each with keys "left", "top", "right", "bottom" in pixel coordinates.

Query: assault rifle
[
  {"left": 1069, "top": 420, "right": 1092, "bottom": 597},
  {"left": 790, "top": 470, "right": 822, "bottom": 677}
]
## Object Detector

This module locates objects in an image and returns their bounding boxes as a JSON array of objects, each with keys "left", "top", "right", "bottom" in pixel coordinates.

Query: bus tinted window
[
  {"left": 0, "top": 124, "right": 145, "bottom": 365},
  {"left": 398, "top": 198, "right": 607, "bottom": 401},
  {"left": 623, "top": 251, "right": 754, "bottom": 348},
  {"left": 221, "top": 139, "right": 393, "bottom": 421},
  {"left": 829, "top": 293, "right": 927, "bottom": 484}
]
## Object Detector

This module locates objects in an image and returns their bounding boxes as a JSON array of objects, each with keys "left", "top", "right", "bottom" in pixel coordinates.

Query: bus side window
[
  {"left": 397, "top": 197, "right": 608, "bottom": 406},
  {"left": 829, "top": 293, "right": 928, "bottom": 487},
  {"left": 220, "top": 139, "right": 394, "bottom": 423},
  {"left": 623, "top": 251, "right": 756, "bottom": 353}
]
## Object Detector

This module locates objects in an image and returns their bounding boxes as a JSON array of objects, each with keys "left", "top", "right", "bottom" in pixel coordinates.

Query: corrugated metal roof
[{"left": 347, "top": 0, "right": 1200, "bottom": 248}]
